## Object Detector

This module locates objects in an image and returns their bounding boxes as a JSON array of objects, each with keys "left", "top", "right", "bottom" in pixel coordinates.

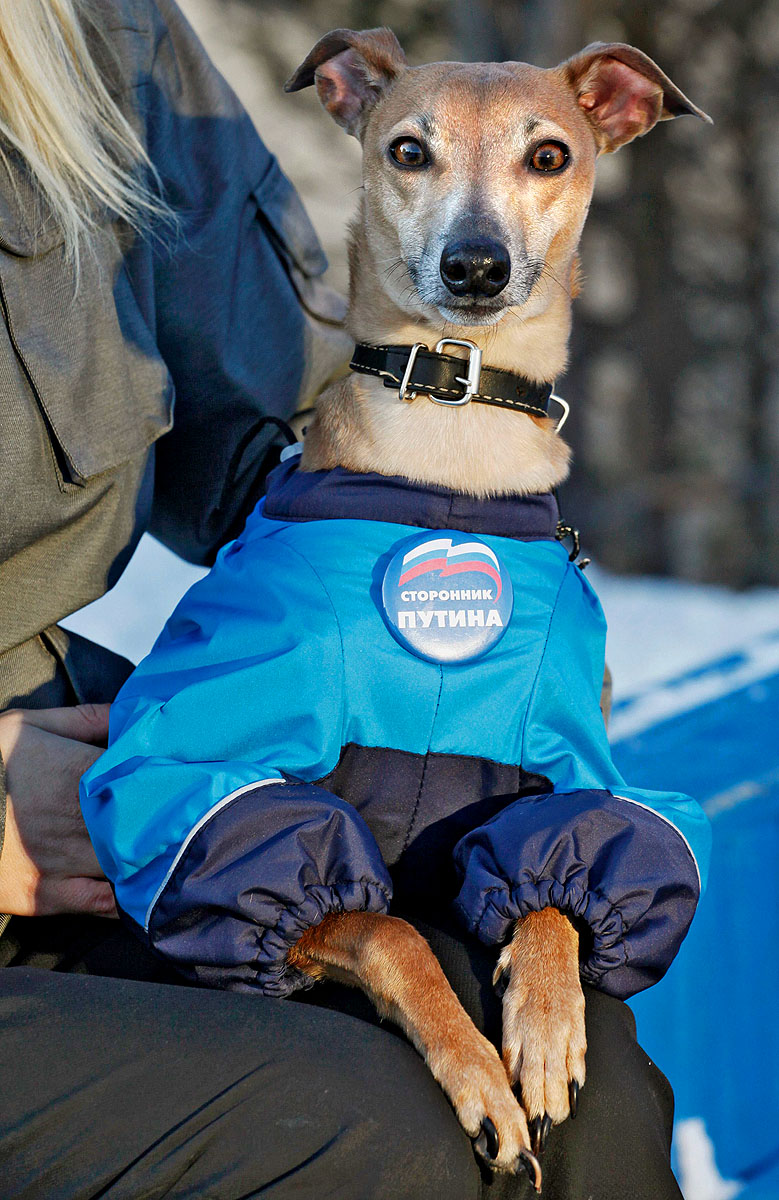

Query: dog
[
  {"left": 283, "top": 28, "right": 709, "bottom": 1183},
  {"left": 80, "top": 28, "right": 710, "bottom": 1192}
]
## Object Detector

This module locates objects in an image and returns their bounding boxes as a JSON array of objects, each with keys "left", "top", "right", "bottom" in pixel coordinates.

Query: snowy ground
[{"left": 62, "top": 533, "right": 779, "bottom": 721}]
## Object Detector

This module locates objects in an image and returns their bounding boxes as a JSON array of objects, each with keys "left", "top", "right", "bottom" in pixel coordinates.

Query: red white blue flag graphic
[{"left": 398, "top": 538, "right": 503, "bottom": 599}]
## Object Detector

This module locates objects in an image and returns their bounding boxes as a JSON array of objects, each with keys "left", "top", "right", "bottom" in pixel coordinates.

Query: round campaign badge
[{"left": 381, "top": 531, "right": 514, "bottom": 663}]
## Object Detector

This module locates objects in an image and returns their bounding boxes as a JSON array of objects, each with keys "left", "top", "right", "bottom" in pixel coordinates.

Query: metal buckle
[
  {"left": 398, "top": 342, "right": 428, "bottom": 402},
  {"left": 432, "top": 339, "right": 483, "bottom": 406},
  {"left": 549, "top": 392, "right": 570, "bottom": 432}
]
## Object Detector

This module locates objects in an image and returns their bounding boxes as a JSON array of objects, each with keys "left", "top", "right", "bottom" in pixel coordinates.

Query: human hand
[{"left": 0, "top": 704, "right": 117, "bottom": 917}]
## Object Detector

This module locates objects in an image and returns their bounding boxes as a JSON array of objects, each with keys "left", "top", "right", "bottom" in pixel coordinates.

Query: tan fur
[
  {"left": 495, "top": 910, "right": 586, "bottom": 1123},
  {"left": 290, "top": 912, "right": 541, "bottom": 1184},
  {"left": 286, "top": 30, "right": 707, "bottom": 1171},
  {"left": 302, "top": 60, "right": 601, "bottom": 495}
]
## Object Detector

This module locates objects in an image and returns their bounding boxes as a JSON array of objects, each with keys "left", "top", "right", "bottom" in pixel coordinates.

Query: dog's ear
[
  {"left": 284, "top": 28, "right": 407, "bottom": 137},
  {"left": 562, "top": 43, "right": 711, "bottom": 153}
]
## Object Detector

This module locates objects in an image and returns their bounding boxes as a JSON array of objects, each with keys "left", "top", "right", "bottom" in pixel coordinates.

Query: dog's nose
[{"left": 439, "top": 240, "right": 511, "bottom": 298}]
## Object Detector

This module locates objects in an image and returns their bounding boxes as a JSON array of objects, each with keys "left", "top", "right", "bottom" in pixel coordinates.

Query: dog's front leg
[
  {"left": 289, "top": 911, "right": 541, "bottom": 1186},
  {"left": 495, "top": 909, "right": 586, "bottom": 1158}
]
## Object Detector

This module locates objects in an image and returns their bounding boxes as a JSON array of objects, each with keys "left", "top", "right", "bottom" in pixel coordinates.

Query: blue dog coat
[{"left": 81, "top": 459, "right": 710, "bottom": 999}]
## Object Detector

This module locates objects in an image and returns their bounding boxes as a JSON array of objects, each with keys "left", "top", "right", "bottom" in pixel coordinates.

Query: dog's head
[{"left": 286, "top": 31, "right": 708, "bottom": 329}]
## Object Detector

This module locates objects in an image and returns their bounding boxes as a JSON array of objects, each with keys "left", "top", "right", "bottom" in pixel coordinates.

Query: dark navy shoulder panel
[{"left": 263, "top": 458, "right": 560, "bottom": 541}]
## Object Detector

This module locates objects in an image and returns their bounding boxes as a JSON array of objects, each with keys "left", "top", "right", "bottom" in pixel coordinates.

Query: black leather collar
[{"left": 350, "top": 341, "right": 558, "bottom": 420}]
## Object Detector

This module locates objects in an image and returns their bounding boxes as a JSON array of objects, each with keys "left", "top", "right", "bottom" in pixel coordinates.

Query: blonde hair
[{"left": 0, "top": 0, "right": 171, "bottom": 270}]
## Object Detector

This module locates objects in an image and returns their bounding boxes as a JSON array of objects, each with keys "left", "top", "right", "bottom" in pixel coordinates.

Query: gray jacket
[{"left": 0, "top": 0, "right": 348, "bottom": 850}]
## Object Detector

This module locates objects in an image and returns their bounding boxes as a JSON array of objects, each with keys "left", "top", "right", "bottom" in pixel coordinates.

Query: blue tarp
[{"left": 613, "top": 662, "right": 779, "bottom": 1196}]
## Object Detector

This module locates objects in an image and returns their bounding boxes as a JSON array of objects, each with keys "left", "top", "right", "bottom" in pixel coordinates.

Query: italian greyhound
[{"left": 284, "top": 28, "right": 708, "bottom": 1186}]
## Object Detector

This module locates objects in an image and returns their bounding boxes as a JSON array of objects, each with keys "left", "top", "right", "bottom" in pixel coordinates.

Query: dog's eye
[
  {"left": 529, "top": 142, "right": 569, "bottom": 172},
  {"left": 389, "top": 138, "right": 428, "bottom": 168}
]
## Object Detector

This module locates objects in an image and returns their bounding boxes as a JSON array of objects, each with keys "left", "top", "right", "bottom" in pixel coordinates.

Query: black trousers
[{"left": 0, "top": 911, "right": 682, "bottom": 1200}]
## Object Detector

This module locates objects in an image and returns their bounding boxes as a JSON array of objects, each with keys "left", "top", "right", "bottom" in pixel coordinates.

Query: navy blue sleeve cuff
[
  {"left": 145, "top": 781, "right": 392, "bottom": 996},
  {"left": 453, "top": 789, "right": 700, "bottom": 1000}
]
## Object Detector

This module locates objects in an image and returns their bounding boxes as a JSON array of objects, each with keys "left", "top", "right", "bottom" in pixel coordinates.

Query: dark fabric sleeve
[
  {"left": 0, "top": 753, "right": 6, "bottom": 869},
  {"left": 146, "top": 780, "right": 393, "bottom": 997},
  {"left": 453, "top": 789, "right": 701, "bottom": 1000},
  {"left": 127, "top": 0, "right": 348, "bottom": 564}
]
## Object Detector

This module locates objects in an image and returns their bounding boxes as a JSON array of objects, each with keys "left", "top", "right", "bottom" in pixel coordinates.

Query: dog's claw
[
  {"left": 529, "top": 1115, "right": 542, "bottom": 1158},
  {"left": 475, "top": 1116, "right": 500, "bottom": 1161},
  {"left": 493, "top": 962, "right": 511, "bottom": 999},
  {"left": 569, "top": 1079, "right": 579, "bottom": 1120},
  {"left": 519, "top": 1149, "right": 543, "bottom": 1192},
  {"left": 530, "top": 1113, "right": 552, "bottom": 1157}
]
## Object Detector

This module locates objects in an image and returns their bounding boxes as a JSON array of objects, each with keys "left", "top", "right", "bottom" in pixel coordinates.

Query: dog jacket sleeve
[
  {"left": 453, "top": 563, "right": 711, "bottom": 1000},
  {"left": 80, "top": 529, "right": 392, "bottom": 996}
]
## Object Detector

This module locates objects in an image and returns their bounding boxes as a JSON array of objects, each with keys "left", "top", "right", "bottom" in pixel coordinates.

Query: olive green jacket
[{"left": 0, "top": 0, "right": 349, "bottom": 852}]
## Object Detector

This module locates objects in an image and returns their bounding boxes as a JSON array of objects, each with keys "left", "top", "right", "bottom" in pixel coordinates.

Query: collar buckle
[
  {"left": 549, "top": 392, "right": 570, "bottom": 432},
  {"left": 432, "top": 339, "right": 483, "bottom": 406},
  {"left": 398, "top": 342, "right": 427, "bottom": 402}
]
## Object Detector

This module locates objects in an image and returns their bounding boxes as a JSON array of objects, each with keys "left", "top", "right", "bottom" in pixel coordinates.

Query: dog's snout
[{"left": 439, "top": 239, "right": 511, "bottom": 298}]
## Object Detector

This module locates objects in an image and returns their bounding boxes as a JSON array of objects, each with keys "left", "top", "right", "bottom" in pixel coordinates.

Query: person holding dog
[
  {"left": 0, "top": 2, "right": 688, "bottom": 1197},
  {"left": 0, "top": 2, "right": 477, "bottom": 1196}
]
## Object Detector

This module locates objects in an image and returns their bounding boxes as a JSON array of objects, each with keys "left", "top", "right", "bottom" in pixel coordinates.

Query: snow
[
  {"left": 675, "top": 1120, "right": 744, "bottom": 1200},
  {"left": 62, "top": 534, "right": 207, "bottom": 664},
  {"left": 588, "top": 565, "right": 779, "bottom": 739}
]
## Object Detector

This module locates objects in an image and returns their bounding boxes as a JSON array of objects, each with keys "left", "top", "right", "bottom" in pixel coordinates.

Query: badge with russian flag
[{"left": 381, "top": 531, "right": 514, "bottom": 663}]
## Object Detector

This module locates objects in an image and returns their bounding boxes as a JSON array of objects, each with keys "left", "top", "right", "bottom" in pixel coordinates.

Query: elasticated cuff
[
  {"left": 145, "top": 781, "right": 393, "bottom": 994},
  {"left": 454, "top": 789, "right": 700, "bottom": 1000}
]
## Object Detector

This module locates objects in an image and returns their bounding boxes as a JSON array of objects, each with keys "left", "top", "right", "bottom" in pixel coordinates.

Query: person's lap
[
  {"left": 0, "top": 924, "right": 480, "bottom": 1200},
  {"left": 1, "top": 898, "right": 682, "bottom": 1200}
]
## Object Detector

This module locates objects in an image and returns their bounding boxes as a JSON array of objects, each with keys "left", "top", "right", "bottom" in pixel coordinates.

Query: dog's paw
[
  {"left": 495, "top": 909, "right": 586, "bottom": 1156},
  {"left": 426, "top": 1027, "right": 541, "bottom": 1188}
]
